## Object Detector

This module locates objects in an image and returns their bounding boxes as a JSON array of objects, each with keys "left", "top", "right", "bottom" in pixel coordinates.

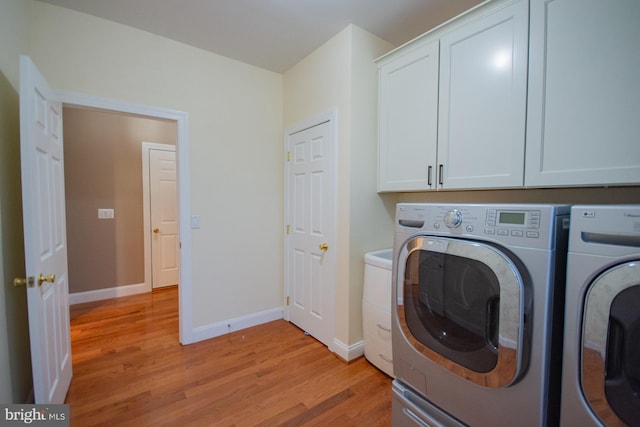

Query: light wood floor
[{"left": 66, "top": 286, "right": 392, "bottom": 426}]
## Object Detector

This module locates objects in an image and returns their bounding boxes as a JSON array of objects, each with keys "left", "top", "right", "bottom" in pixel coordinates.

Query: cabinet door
[
  {"left": 437, "top": 0, "right": 528, "bottom": 190},
  {"left": 378, "top": 40, "right": 439, "bottom": 192},
  {"left": 526, "top": 0, "right": 640, "bottom": 187}
]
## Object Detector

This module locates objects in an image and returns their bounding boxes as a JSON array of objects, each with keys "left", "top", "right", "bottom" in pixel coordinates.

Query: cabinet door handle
[
  {"left": 376, "top": 323, "right": 391, "bottom": 333},
  {"left": 427, "top": 165, "right": 433, "bottom": 186},
  {"left": 378, "top": 353, "right": 393, "bottom": 363},
  {"left": 439, "top": 164, "right": 444, "bottom": 186}
]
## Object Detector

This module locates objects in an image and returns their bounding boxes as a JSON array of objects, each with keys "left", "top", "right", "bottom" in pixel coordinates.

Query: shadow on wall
[{"left": 0, "top": 70, "right": 33, "bottom": 403}]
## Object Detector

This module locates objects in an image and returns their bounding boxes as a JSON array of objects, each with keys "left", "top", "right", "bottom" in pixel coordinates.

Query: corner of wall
[{"left": 0, "top": 63, "right": 32, "bottom": 403}]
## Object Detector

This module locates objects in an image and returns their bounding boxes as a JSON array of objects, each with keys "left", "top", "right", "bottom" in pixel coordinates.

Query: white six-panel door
[
  {"left": 286, "top": 116, "right": 336, "bottom": 348},
  {"left": 19, "top": 55, "right": 72, "bottom": 403},
  {"left": 149, "top": 148, "right": 179, "bottom": 288}
]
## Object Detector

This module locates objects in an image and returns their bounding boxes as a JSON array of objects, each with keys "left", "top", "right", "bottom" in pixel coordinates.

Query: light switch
[
  {"left": 191, "top": 215, "right": 201, "bottom": 229},
  {"left": 98, "top": 209, "right": 114, "bottom": 219}
]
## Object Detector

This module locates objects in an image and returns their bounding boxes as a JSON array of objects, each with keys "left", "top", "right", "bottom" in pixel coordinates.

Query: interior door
[
  {"left": 286, "top": 118, "right": 336, "bottom": 348},
  {"left": 19, "top": 55, "right": 72, "bottom": 403},
  {"left": 149, "top": 148, "right": 179, "bottom": 288}
]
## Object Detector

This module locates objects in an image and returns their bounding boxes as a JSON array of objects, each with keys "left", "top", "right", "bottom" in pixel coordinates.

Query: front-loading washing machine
[
  {"left": 560, "top": 205, "right": 640, "bottom": 427},
  {"left": 391, "top": 203, "right": 569, "bottom": 427}
]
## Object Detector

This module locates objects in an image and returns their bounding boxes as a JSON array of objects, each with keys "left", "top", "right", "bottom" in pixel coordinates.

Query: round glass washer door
[
  {"left": 581, "top": 261, "right": 640, "bottom": 427},
  {"left": 397, "top": 236, "right": 528, "bottom": 388}
]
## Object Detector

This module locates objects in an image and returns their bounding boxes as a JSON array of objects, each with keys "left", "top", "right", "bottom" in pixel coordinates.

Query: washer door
[
  {"left": 397, "top": 236, "right": 528, "bottom": 388},
  {"left": 582, "top": 261, "right": 640, "bottom": 427}
]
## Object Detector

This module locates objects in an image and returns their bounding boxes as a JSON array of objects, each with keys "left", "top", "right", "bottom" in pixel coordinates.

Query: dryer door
[
  {"left": 582, "top": 261, "right": 640, "bottom": 427},
  {"left": 396, "top": 236, "right": 529, "bottom": 388}
]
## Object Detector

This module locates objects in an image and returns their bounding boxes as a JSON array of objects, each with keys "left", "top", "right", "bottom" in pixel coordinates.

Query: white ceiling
[{"left": 36, "top": 0, "right": 484, "bottom": 73}]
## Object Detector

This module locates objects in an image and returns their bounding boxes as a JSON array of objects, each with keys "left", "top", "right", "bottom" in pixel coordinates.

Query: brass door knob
[
  {"left": 153, "top": 228, "right": 160, "bottom": 233},
  {"left": 319, "top": 243, "right": 329, "bottom": 251},
  {"left": 14, "top": 277, "right": 35, "bottom": 288},
  {"left": 38, "top": 273, "right": 56, "bottom": 286}
]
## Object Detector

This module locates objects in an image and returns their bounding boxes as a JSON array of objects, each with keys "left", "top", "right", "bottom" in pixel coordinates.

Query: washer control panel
[
  {"left": 444, "top": 209, "right": 463, "bottom": 229},
  {"left": 485, "top": 208, "right": 541, "bottom": 239},
  {"left": 397, "top": 204, "right": 552, "bottom": 244}
]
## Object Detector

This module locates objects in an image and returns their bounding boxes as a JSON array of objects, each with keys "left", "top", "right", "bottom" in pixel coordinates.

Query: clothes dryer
[
  {"left": 391, "top": 203, "right": 569, "bottom": 427},
  {"left": 561, "top": 205, "right": 640, "bottom": 427}
]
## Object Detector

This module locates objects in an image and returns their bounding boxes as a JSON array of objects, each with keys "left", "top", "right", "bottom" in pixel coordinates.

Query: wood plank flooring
[{"left": 66, "top": 287, "right": 392, "bottom": 426}]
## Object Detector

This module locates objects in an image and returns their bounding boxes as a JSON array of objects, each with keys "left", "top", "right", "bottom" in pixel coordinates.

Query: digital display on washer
[{"left": 498, "top": 211, "right": 526, "bottom": 225}]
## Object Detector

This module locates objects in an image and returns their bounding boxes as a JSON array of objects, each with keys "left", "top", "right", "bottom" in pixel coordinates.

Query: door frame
[
  {"left": 283, "top": 108, "right": 338, "bottom": 347},
  {"left": 56, "top": 91, "right": 195, "bottom": 344},
  {"left": 142, "top": 142, "right": 177, "bottom": 291}
]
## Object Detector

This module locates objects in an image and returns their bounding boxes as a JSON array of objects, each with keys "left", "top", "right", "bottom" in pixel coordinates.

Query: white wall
[
  {"left": 0, "top": 0, "right": 28, "bottom": 89},
  {"left": 27, "top": 1, "right": 284, "bottom": 331},
  {"left": 283, "top": 25, "right": 395, "bottom": 347}
]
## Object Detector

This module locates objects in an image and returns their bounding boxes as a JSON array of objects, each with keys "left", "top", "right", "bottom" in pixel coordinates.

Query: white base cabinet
[
  {"left": 363, "top": 250, "right": 394, "bottom": 377},
  {"left": 525, "top": 0, "right": 640, "bottom": 187}
]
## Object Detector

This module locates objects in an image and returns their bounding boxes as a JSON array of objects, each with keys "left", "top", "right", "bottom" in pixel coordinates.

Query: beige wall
[
  {"left": 63, "top": 107, "right": 176, "bottom": 293},
  {"left": 0, "top": 0, "right": 32, "bottom": 404},
  {"left": 27, "top": 1, "right": 284, "bottom": 328},
  {"left": 284, "top": 27, "right": 352, "bottom": 347},
  {"left": 347, "top": 27, "right": 398, "bottom": 343},
  {"left": 284, "top": 25, "right": 396, "bottom": 346}
]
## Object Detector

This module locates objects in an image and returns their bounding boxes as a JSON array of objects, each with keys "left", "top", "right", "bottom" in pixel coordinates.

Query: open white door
[{"left": 19, "top": 56, "right": 72, "bottom": 403}]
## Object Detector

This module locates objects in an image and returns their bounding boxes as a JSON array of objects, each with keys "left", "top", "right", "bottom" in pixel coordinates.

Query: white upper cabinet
[
  {"left": 525, "top": 0, "right": 640, "bottom": 187},
  {"left": 438, "top": 0, "right": 528, "bottom": 189},
  {"left": 378, "top": 40, "right": 439, "bottom": 192},
  {"left": 377, "top": 0, "right": 528, "bottom": 192}
]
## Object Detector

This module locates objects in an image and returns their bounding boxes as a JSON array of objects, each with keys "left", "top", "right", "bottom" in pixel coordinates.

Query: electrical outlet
[{"left": 98, "top": 209, "right": 114, "bottom": 219}]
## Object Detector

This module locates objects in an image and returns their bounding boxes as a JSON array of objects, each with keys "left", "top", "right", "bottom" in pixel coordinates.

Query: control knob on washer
[{"left": 444, "top": 209, "right": 463, "bottom": 228}]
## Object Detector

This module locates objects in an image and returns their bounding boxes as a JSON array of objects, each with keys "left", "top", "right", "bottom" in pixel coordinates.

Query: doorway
[
  {"left": 57, "top": 90, "right": 194, "bottom": 345},
  {"left": 64, "top": 108, "right": 177, "bottom": 300}
]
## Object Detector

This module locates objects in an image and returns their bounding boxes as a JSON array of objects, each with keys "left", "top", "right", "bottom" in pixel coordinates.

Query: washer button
[
  {"left": 466, "top": 225, "right": 474, "bottom": 233},
  {"left": 511, "top": 230, "right": 524, "bottom": 237},
  {"left": 526, "top": 231, "right": 539, "bottom": 238},
  {"left": 433, "top": 223, "right": 440, "bottom": 230},
  {"left": 497, "top": 229, "right": 509, "bottom": 236},
  {"left": 485, "top": 228, "right": 495, "bottom": 235}
]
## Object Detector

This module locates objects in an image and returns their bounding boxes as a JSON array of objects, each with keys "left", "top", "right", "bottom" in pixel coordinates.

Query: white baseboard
[
  {"left": 331, "top": 338, "right": 365, "bottom": 362},
  {"left": 189, "top": 307, "right": 285, "bottom": 343},
  {"left": 69, "top": 283, "right": 148, "bottom": 305}
]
